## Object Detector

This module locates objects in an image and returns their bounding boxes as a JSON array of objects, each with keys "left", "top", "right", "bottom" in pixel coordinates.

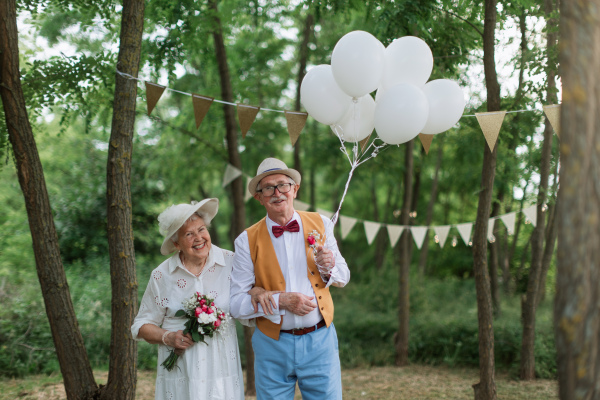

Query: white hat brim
[{"left": 248, "top": 168, "right": 301, "bottom": 196}]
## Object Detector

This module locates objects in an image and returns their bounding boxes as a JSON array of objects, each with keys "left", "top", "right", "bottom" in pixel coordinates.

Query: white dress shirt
[{"left": 230, "top": 212, "right": 350, "bottom": 330}]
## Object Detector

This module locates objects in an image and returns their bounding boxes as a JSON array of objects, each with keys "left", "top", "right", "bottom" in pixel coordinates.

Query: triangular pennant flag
[
  {"left": 411, "top": 226, "right": 428, "bottom": 249},
  {"left": 387, "top": 225, "right": 404, "bottom": 248},
  {"left": 294, "top": 200, "right": 311, "bottom": 212},
  {"left": 285, "top": 111, "right": 308, "bottom": 146},
  {"left": 363, "top": 221, "right": 381, "bottom": 245},
  {"left": 192, "top": 94, "right": 214, "bottom": 129},
  {"left": 487, "top": 218, "right": 496, "bottom": 242},
  {"left": 316, "top": 208, "right": 334, "bottom": 220},
  {"left": 522, "top": 205, "right": 537, "bottom": 227},
  {"left": 245, "top": 177, "right": 253, "bottom": 202},
  {"left": 456, "top": 223, "right": 473, "bottom": 245},
  {"left": 237, "top": 104, "right": 260, "bottom": 138},
  {"left": 340, "top": 215, "right": 358, "bottom": 239},
  {"left": 359, "top": 133, "right": 372, "bottom": 153},
  {"left": 222, "top": 164, "right": 242, "bottom": 188},
  {"left": 475, "top": 111, "right": 507, "bottom": 152},
  {"left": 434, "top": 225, "right": 450, "bottom": 248},
  {"left": 543, "top": 104, "right": 560, "bottom": 139},
  {"left": 500, "top": 211, "right": 516, "bottom": 234},
  {"left": 418, "top": 133, "right": 434, "bottom": 155},
  {"left": 145, "top": 82, "right": 166, "bottom": 116}
]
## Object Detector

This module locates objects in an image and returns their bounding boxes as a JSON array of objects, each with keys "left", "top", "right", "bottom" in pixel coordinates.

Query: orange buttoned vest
[{"left": 246, "top": 211, "right": 334, "bottom": 340}]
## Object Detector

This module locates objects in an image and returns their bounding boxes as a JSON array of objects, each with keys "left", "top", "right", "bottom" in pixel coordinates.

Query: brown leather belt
[{"left": 280, "top": 319, "right": 326, "bottom": 336}]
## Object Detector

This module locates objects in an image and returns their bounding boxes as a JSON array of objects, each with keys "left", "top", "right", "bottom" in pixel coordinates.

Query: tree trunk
[
  {"left": 488, "top": 208, "right": 501, "bottom": 318},
  {"left": 395, "top": 139, "right": 414, "bottom": 366},
  {"left": 519, "top": 0, "right": 558, "bottom": 381},
  {"left": 418, "top": 137, "right": 443, "bottom": 276},
  {"left": 208, "top": 0, "right": 254, "bottom": 394},
  {"left": 555, "top": 0, "right": 600, "bottom": 398},
  {"left": 102, "top": 0, "right": 145, "bottom": 398},
  {"left": 0, "top": 0, "right": 98, "bottom": 398},
  {"left": 472, "top": 0, "right": 499, "bottom": 398},
  {"left": 293, "top": 14, "right": 313, "bottom": 186}
]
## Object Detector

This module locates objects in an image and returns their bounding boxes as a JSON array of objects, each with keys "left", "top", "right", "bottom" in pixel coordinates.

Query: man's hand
[
  {"left": 249, "top": 286, "right": 281, "bottom": 315},
  {"left": 279, "top": 292, "right": 317, "bottom": 316},
  {"left": 315, "top": 245, "right": 335, "bottom": 276}
]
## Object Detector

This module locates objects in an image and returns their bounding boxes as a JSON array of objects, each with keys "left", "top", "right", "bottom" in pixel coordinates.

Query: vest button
[
  {"left": 319, "top": 296, "right": 322, "bottom": 299},
  {"left": 321, "top": 307, "right": 324, "bottom": 310},
  {"left": 315, "top": 283, "right": 319, "bottom": 287}
]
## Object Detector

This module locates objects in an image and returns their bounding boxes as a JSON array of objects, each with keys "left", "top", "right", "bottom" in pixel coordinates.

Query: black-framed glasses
[{"left": 257, "top": 183, "right": 294, "bottom": 197}]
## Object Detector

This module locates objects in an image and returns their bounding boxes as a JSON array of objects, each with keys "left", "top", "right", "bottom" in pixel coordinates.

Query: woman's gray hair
[
  {"left": 256, "top": 177, "right": 296, "bottom": 193},
  {"left": 170, "top": 212, "right": 211, "bottom": 244}
]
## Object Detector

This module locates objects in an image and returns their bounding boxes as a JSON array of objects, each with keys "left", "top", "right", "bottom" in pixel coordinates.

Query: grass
[{"left": 0, "top": 365, "right": 557, "bottom": 400}]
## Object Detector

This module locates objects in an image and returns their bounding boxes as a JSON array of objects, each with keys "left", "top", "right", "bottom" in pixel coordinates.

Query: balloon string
[{"left": 331, "top": 160, "right": 358, "bottom": 225}]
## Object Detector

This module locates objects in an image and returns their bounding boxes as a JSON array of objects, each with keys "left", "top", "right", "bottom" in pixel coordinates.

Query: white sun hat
[
  {"left": 248, "top": 157, "right": 302, "bottom": 196},
  {"left": 157, "top": 198, "right": 219, "bottom": 255}
]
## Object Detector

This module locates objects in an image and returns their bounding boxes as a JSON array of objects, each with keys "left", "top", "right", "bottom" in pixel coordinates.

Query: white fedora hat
[
  {"left": 248, "top": 158, "right": 301, "bottom": 195},
  {"left": 157, "top": 198, "right": 219, "bottom": 255}
]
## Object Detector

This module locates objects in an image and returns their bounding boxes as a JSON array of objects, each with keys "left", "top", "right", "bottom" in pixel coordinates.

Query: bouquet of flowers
[{"left": 161, "top": 291, "right": 228, "bottom": 371}]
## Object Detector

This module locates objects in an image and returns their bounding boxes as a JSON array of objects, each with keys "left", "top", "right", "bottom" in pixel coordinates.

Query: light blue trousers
[{"left": 252, "top": 323, "right": 342, "bottom": 400}]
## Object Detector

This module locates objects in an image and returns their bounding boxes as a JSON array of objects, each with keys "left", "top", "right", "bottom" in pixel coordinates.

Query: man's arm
[
  {"left": 320, "top": 215, "right": 350, "bottom": 288},
  {"left": 230, "top": 231, "right": 285, "bottom": 322}
]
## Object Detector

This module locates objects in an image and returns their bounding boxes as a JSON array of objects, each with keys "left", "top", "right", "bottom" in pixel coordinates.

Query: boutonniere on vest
[{"left": 306, "top": 229, "right": 325, "bottom": 257}]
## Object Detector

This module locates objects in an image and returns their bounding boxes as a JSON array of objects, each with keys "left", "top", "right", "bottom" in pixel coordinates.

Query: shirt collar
[
  {"left": 265, "top": 211, "right": 300, "bottom": 229},
  {"left": 167, "top": 244, "right": 225, "bottom": 274}
]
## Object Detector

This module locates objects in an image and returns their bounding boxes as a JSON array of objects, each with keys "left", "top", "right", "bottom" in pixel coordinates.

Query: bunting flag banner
[
  {"left": 475, "top": 111, "right": 507, "bottom": 152},
  {"left": 543, "top": 104, "right": 560, "bottom": 139},
  {"left": 522, "top": 205, "right": 537, "bottom": 227},
  {"left": 363, "top": 221, "right": 381, "bottom": 245},
  {"left": 411, "top": 226, "right": 428, "bottom": 249},
  {"left": 244, "top": 177, "right": 253, "bottom": 202},
  {"left": 317, "top": 208, "right": 334, "bottom": 220},
  {"left": 487, "top": 218, "right": 496, "bottom": 242},
  {"left": 285, "top": 111, "right": 308, "bottom": 146},
  {"left": 359, "top": 134, "right": 372, "bottom": 152},
  {"left": 145, "top": 82, "right": 166, "bottom": 116},
  {"left": 222, "top": 164, "right": 242, "bottom": 188},
  {"left": 340, "top": 215, "right": 358, "bottom": 239},
  {"left": 387, "top": 225, "right": 404, "bottom": 248},
  {"left": 434, "top": 225, "right": 450, "bottom": 248},
  {"left": 418, "top": 133, "right": 434, "bottom": 155},
  {"left": 500, "top": 211, "right": 516, "bottom": 234},
  {"left": 192, "top": 94, "right": 214, "bottom": 129},
  {"left": 294, "top": 199, "right": 311, "bottom": 212},
  {"left": 456, "top": 222, "right": 473, "bottom": 245},
  {"left": 237, "top": 104, "right": 260, "bottom": 138}
]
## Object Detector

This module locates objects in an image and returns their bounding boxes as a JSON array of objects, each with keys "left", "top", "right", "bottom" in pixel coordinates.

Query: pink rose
[
  {"left": 195, "top": 307, "right": 202, "bottom": 317},
  {"left": 201, "top": 305, "right": 208, "bottom": 312},
  {"left": 211, "top": 302, "right": 215, "bottom": 306},
  {"left": 214, "top": 319, "right": 221, "bottom": 328},
  {"left": 307, "top": 235, "right": 316, "bottom": 246},
  {"left": 200, "top": 299, "right": 206, "bottom": 305},
  {"left": 207, "top": 307, "right": 214, "bottom": 314}
]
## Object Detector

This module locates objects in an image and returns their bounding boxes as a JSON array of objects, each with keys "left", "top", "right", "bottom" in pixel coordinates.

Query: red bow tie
[{"left": 272, "top": 220, "right": 300, "bottom": 238}]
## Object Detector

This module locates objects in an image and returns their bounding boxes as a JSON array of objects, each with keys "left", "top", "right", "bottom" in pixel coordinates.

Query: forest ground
[{"left": 1, "top": 364, "right": 557, "bottom": 399}]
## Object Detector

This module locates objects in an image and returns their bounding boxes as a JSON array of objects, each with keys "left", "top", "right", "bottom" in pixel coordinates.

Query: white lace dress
[{"left": 131, "top": 245, "right": 249, "bottom": 400}]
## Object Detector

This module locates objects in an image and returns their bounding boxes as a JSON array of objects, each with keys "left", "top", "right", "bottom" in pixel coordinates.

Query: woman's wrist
[{"left": 161, "top": 330, "right": 172, "bottom": 346}]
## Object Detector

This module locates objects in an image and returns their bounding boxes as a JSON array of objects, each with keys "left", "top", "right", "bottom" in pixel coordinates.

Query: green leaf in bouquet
[
  {"left": 175, "top": 309, "right": 186, "bottom": 317},
  {"left": 192, "top": 331, "right": 200, "bottom": 342}
]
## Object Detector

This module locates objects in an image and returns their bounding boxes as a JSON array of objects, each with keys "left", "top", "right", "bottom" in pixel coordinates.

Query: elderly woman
[{"left": 131, "top": 198, "right": 251, "bottom": 400}]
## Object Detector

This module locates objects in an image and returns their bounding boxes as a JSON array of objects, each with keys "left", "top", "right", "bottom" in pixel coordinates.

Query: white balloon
[
  {"left": 374, "top": 83, "right": 429, "bottom": 145},
  {"left": 300, "top": 65, "right": 352, "bottom": 125},
  {"left": 331, "top": 31, "right": 385, "bottom": 98},
  {"left": 374, "top": 86, "right": 387, "bottom": 103},
  {"left": 382, "top": 36, "right": 433, "bottom": 89},
  {"left": 421, "top": 79, "right": 466, "bottom": 134},
  {"left": 332, "top": 95, "right": 376, "bottom": 142}
]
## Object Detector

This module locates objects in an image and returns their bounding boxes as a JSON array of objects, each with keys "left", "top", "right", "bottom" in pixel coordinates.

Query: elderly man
[{"left": 230, "top": 157, "right": 350, "bottom": 400}]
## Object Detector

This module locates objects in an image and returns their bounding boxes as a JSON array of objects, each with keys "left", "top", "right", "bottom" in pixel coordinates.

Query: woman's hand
[
  {"left": 249, "top": 286, "right": 281, "bottom": 315},
  {"left": 166, "top": 330, "right": 194, "bottom": 355}
]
